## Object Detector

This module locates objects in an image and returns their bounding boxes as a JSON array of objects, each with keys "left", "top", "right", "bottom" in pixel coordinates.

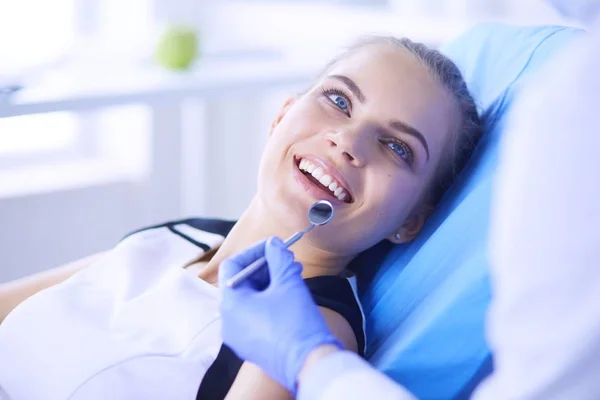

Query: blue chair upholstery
[{"left": 355, "top": 23, "right": 583, "bottom": 399}]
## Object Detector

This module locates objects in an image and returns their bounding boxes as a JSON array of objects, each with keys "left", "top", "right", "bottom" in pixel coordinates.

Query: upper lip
[{"left": 295, "top": 154, "right": 354, "bottom": 202}]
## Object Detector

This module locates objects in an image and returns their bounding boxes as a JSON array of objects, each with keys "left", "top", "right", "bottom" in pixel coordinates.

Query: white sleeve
[
  {"left": 473, "top": 27, "right": 600, "bottom": 400},
  {"left": 298, "top": 351, "right": 415, "bottom": 400}
]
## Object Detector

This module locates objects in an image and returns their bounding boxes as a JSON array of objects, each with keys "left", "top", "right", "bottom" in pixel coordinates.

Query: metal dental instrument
[{"left": 225, "top": 200, "right": 334, "bottom": 288}]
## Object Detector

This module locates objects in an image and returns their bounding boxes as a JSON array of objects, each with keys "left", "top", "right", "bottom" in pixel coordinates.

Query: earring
[{"left": 395, "top": 233, "right": 402, "bottom": 240}]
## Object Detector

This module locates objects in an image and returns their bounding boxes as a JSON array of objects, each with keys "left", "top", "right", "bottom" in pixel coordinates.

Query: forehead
[{"left": 325, "top": 44, "right": 458, "bottom": 162}]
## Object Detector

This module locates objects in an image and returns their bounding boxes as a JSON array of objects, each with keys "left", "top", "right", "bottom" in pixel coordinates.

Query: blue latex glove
[{"left": 219, "top": 237, "right": 344, "bottom": 394}]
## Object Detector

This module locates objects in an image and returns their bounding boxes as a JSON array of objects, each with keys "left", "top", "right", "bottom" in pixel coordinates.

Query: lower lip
[{"left": 292, "top": 160, "right": 346, "bottom": 206}]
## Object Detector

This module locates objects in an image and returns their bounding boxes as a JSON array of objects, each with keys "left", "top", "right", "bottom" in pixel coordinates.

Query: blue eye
[
  {"left": 385, "top": 141, "right": 413, "bottom": 164},
  {"left": 328, "top": 94, "right": 349, "bottom": 111},
  {"left": 322, "top": 88, "right": 351, "bottom": 114}
]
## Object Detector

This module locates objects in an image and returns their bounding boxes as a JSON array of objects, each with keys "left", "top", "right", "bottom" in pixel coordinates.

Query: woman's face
[{"left": 257, "top": 44, "right": 459, "bottom": 255}]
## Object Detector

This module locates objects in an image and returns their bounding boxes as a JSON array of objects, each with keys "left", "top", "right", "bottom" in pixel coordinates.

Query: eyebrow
[
  {"left": 329, "top": 75, "right": 366, "bottom": 103},
  {"left": 389, "top": 120, "right": 430, "bottom": 160}
]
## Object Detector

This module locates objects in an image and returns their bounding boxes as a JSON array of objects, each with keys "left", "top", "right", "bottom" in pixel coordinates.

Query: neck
[{"left": 203, "top": 196, "right": 353, "bottom": 284}]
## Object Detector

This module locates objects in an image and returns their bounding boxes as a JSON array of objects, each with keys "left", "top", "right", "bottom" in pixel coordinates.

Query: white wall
[{"left": 0, "top": 183, "right": 151, "bottom": 281}]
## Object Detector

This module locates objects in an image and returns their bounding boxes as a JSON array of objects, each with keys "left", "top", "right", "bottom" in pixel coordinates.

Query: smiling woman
[
  {"left": 0, "top": 35, "right": 482, "bottom": 400},
  {"left": 258, "top": 36, "right": 481, "bottom": 255}
]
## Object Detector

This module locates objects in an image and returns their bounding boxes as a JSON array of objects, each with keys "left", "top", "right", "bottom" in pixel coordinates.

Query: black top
[{"left": 128, "top": 217, "right": 365, "bottom": 399}]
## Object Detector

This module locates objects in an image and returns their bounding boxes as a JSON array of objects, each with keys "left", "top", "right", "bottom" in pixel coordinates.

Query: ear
[
  {"left": 269, "top": 96, "right": 296, "bottom": 137},
  {"left": 388, "top": 204, "right": 435, "bottom": 244}
]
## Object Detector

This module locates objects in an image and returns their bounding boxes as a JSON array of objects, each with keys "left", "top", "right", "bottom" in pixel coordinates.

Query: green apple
[{"left": 155, "top": 25, "right": 198, "bottom": 71}]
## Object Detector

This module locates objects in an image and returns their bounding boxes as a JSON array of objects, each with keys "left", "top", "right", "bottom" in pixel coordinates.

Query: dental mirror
[
  {"left": 225, "top": 200, "right": 334, "bottom": 288},
  {"left": 308, "top": 200, "right": 335, "bottom": 226}
]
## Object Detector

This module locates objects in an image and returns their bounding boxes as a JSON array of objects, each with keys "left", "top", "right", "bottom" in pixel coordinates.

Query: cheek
[
  {"left": 362, "top": 172, "right": 422, "bottom": 227},
  {"left": 257, "top": 102, "right": 325, "bottom": 183},
  {"left": 278, "top": 100, "right": 329, "bottom": 140}
]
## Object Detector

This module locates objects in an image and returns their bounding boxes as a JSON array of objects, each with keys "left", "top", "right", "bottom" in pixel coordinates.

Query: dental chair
[{"left": 353, "top": 22, "right": 583, "bottom": 399}]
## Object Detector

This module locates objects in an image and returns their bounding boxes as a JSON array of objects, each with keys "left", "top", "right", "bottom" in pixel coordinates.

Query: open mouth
[{"left": 294, "top": 156, "right": 353, "bottom": 203}]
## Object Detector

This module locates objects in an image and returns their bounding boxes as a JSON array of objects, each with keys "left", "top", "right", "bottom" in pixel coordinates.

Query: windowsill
[
  {"left": 0, "top": 54, "right": 312, "bottom": 199},
  {"left": 0, "top": 54, "right": 320, "bottom": 118}
]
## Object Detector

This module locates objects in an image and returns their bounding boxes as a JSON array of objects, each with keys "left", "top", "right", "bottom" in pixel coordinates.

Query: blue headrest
[{"left": 356, "top": 23, "right": 582, "bottom": 399}]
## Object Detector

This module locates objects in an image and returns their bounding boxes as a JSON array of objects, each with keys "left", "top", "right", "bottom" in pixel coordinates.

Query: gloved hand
[{"left": 218, "top": 237, "right": 343, "bottom": 394}]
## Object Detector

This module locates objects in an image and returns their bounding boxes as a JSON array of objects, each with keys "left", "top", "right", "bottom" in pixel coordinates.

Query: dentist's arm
[
  {"left": 296, "top": 344, "right": 415, "bottom": 400},
  {"left": 218, "top": 238, "right": 415, "bottom": 399},
  {"left": 473, "top": 23, "right": 600, "bottom": 399}
]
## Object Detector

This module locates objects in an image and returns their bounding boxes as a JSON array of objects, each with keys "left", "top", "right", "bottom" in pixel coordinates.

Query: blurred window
[{"left": 0, "top": 0, "right": 151, "bottom": 191}]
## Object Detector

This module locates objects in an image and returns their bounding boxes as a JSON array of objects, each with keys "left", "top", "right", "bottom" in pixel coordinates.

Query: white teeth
[
  {"left": 319, "top": 174, "right": 332, "bottom": 187},
  {"left": 299, "top": 159, "right": 316, "bottom": 173},
  {"left": 312, "top": 167, "right": 324, "bottom": 180},
  {"left": 297, "top": 157, "right": 350, "bottom": 202}
]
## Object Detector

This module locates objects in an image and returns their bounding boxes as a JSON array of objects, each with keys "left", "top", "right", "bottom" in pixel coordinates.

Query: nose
[{"left": 324, "top": 128, "right": 367, "bottom": 167}]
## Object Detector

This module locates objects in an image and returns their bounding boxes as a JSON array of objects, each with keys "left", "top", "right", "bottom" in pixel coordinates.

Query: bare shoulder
[{"left": 318, "top": 306, "right": 358, "bottom": 353}]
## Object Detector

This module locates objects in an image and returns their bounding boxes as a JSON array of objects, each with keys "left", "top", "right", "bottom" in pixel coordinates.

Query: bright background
[{"left": 0, "top": 0, "right": 571, "bottom": 281}]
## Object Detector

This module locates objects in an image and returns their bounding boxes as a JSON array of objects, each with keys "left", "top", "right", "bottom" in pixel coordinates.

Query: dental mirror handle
[{"left": 225, "top": 225, "right": 315, "bottom": 288}]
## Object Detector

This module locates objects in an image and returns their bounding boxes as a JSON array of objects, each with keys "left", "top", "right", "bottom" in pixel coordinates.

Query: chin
[{"left": 259, "top": 186, "right": 310, "bottom": 231}]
